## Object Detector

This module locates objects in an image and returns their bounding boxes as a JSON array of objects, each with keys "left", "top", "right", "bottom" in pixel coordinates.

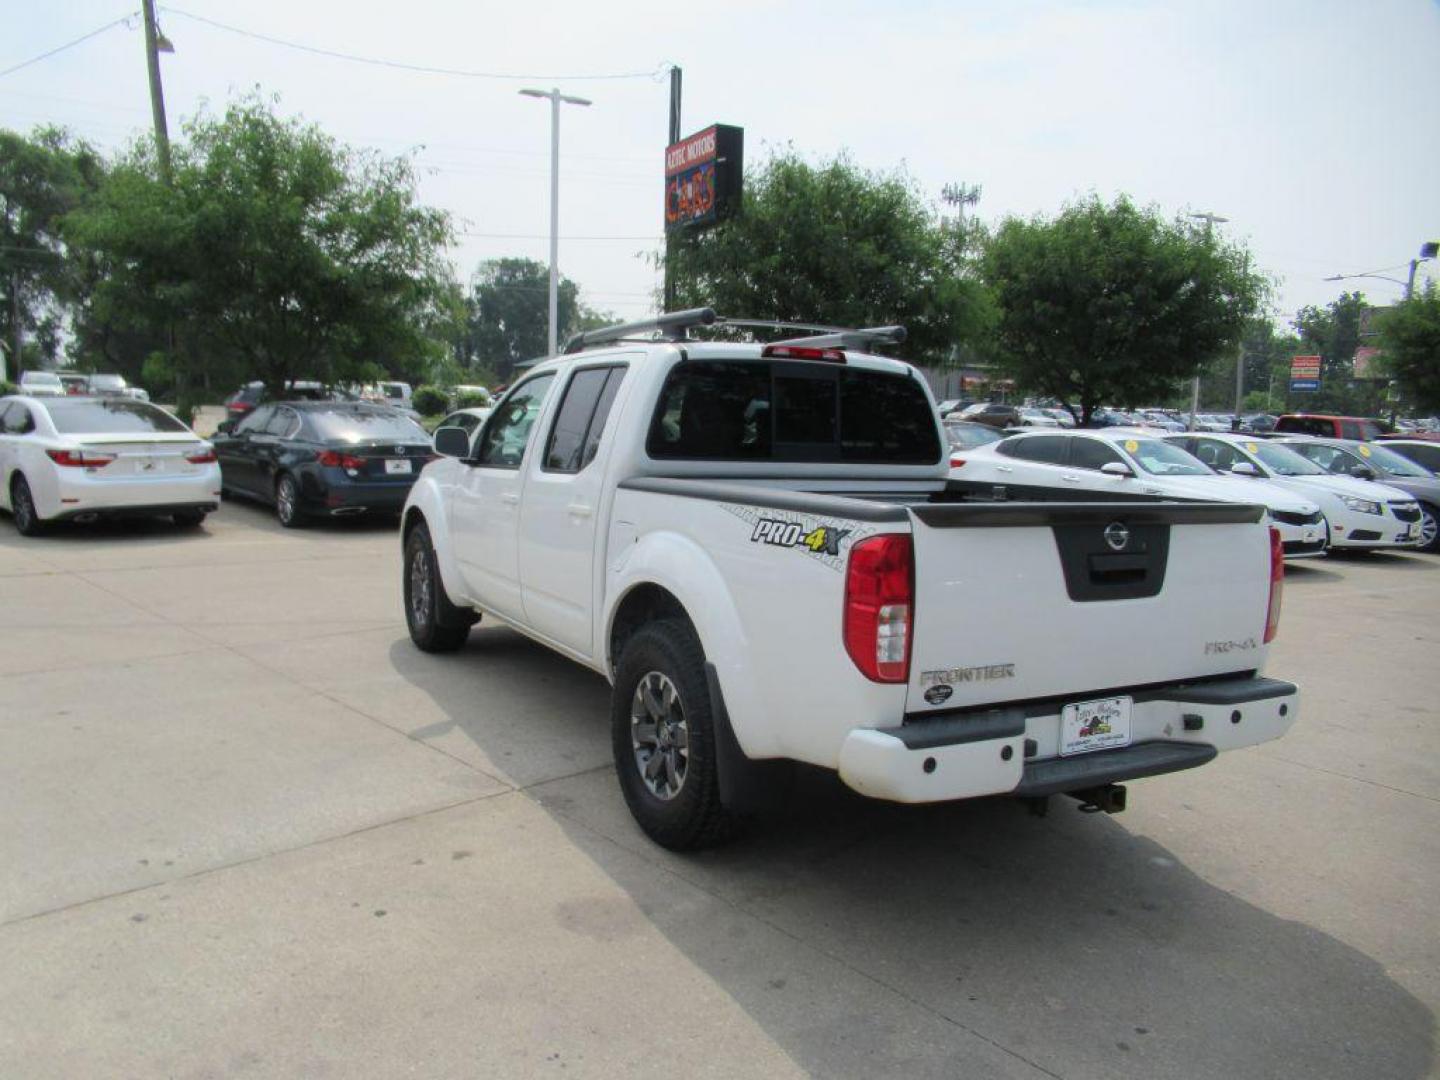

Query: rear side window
[
  {"left": 43, "top": 399, "right": 186, "bottom": 434},
  {"left": 544, "top": 366, "right": 626, "bottom": 473},
  {"left": 999, "top": 435, "right": 1068, "bottom": 464},
  {"left": 647, "top": 360, "right": 939, "bottom": 463}
]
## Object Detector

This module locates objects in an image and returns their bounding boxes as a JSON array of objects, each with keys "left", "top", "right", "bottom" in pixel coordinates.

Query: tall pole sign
[
  {"left": 664, "top": 125, "right": 743, "bottom": 234},
  {"left": 1289, "top": 354, "right": 1321, "bottom": 393}
]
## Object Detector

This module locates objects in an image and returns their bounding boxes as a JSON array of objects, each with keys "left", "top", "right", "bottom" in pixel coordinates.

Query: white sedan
[
  {"left": 1165, "top": 433, "right": 1421, "bottom": 551},
  {"left": 951, "top": 428, "right": 1328, "bottom": 558},
  {"left": 0, "top": 395, "right": 220, "bottom": 535}
]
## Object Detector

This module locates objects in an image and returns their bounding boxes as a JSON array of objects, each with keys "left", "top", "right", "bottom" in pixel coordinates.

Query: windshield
[
  {"left": 1251, "top": 441, "right": 1326, "bottom": 476},
  {"left": 1124, "top": 438, "right": 1212, "bottom": 476},
  {"left": 44, "top": 399, "right": 187, "bottom": 434},
  {"left": 308, "top": 407, "right": 429, "bottom": 443},
  {"left": 89, "top": 375, "right": 126, "bottom": 390},
  {"left": 1360, "top": 442, "right": 1432, "bottom": 477}
]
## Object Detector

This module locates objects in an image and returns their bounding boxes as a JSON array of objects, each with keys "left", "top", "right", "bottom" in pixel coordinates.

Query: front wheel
[
  {"left": 403, "top": 521, "right": 476, "bottom": 652},
  {"left": 611, "top": 619, "right": 739, "bottom": 851},
  {"left": 10, "top": 475, "right": 46, "bottom": 536},
  {"left": 1416, "top": 503, "right": 1439, "bottom": 553},
  {"left": 275, "top": 474, "right": 305, "bottom": 529}
]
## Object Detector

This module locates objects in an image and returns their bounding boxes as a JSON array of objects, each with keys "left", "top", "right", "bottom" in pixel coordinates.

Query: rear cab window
[{"left": 646, "top": 359, "right": 940, "bottom": 463}]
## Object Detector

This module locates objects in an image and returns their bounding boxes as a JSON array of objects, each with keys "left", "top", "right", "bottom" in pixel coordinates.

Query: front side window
[
  {"left": 475, "top": 374, "right": 557, "bottom": 467},
  {"left": 1069, "top": 437, "right": 1124, "bottom": 471},
  {"left": 236, "top": 405, "right": 275, "bottom": 435}
]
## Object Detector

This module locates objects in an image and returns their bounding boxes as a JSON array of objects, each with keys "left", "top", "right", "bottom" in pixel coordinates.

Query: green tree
[
  {"left": 1378, "top": 282, "right": 1440, "bottom": 413},
  {"left": 978, "top": 195, "right": 1265, "bottom": 425},
  {"left": 465, "top": 257, "right": 597, "bottom": 376},
  {"left": 665, "top": 152, "right": 989, "bottom": 362},
  {"left": 65, "top": 97, "right": 455, "bottom": 404},
  {"left": 0, "top": 127, "right": 105, "bottom": 378}
]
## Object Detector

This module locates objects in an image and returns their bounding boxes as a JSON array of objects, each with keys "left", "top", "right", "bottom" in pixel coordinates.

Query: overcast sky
[{"left": 4, "top": 0, "right": 1438, "bottom": 335}]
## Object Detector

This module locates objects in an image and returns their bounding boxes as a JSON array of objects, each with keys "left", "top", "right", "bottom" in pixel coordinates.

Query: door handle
[
  {"left": 500, "top": 492, "right": 520, "bottom": 505},
  {"left": 566, "top": 502, "right": 593, "bottom": 518},
  {"left": 1061, "top": 474, "right": 1081, "bottom": 482}
]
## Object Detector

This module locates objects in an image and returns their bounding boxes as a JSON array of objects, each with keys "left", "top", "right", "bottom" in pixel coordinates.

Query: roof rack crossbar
[
  {"left": 563, "top": 307, "right": 717, "bottom": 354},
  {"left": 769, "top": 325, "right": 908, "bottom": 351}
]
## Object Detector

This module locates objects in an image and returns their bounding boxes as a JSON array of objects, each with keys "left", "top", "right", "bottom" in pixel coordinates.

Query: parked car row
[
  {"left": 18, "top": 370, "right": 149, "bottom": 401},
  {"left": 948, "top": 425, "right": 1439, "bottom": 554}
]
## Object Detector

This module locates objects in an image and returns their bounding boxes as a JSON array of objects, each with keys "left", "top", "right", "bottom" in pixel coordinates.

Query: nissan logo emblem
[{"left": 1104, "top": 522, "right": 1130, "bottom": 551}]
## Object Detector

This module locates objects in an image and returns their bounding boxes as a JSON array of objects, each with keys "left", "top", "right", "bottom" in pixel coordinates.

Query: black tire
[
  {"left": 611, "top": 618, "right": 740, "bottom": 851},
  {"left": 1417, "top": 502, "right": 1440, "bottom": 554},
  {"left": 10, "top": 475, "right": 45, "bottom": 537},
  {"left": 403, "top": 521, "right": 476, "bottom": 652},
  {"left": 274, "top": 473, "right": 306, "bottom": 529},
  {"left": 172, "top": 509, "right": 207, "bottom": 528}
]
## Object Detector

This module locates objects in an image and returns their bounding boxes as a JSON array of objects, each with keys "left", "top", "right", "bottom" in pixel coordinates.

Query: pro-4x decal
[{"left": 721, "top": 504, "right": 868, "bottom": 571}]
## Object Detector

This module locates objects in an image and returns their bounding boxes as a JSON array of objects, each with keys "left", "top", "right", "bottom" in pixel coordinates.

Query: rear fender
[{"left": 605, "top": 531, "right": 776, "bottom": 759}]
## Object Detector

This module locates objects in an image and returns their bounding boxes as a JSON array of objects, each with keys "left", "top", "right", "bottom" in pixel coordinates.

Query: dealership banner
[{"left": 664, "top": 124, "right": 744, "bottom": 233}]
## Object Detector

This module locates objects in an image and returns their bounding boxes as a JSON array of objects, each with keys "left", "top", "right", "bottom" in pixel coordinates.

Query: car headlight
[{"left": 1342, "top": 496, "right": 1381, "bottom": 515}]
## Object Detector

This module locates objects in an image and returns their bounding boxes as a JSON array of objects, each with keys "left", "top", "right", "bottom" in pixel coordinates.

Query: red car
[{"left": 1273, "top": 414, "right": 1390, "bottom": 441}]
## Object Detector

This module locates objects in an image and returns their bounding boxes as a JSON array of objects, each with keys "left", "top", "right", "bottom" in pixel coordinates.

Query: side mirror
[
  {"left": 216, "top": 419, "right": 235, "bottom": 435},
  {"left": 1349, "top": 465, "right": 1376, "bottom": 480},
  {"left": 1231, "top": 462, "right": 1259, "bottom": 477},
  {"left": 1101, "top": 462, "right": 1134, "bottom": 478},
  {"left": 433, "top": 426, "right": 472, "bottom": 459}
]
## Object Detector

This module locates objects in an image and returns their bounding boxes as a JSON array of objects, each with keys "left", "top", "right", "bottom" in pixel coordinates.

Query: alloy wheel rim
[
  {"left": 277, "top": 479, "right": 295, "bottom": 522},
  {"left": 14, "top": 485, "right": 33, "bottom": 529},
  {"left": 630, "top": 671, "right": 689, "bottom": 801},
  {"left": 1421, "top": 509, "right": 1438, "bottom": 549},
  {"left": 409, "top": 546, "right": 432, "bottom": 626}
]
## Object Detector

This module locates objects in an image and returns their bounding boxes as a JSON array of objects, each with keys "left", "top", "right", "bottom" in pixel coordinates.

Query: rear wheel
[
  {"left": 1417, "top": 503, "right": 1439, "bottom": 553},
  {"left": 611, "top": 619, "right": 739, "bottom": 851},
  {"left": 275, "top": 474, "right": 305, "bottom": 529},
  {"left": 10, "top": 475, "right": 45, "bottom": 537},
  {"left": 403, "top": 521, "right": 476, "bottom": 652}
]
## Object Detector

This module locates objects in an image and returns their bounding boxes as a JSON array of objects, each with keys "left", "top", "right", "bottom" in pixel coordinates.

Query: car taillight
[
  {"left": 317, "top": 449, "right": 365, "bottom": 469},
  {"left": 186, "top": 450, "right": 217, "bottom": 464},
  {"left": 760, "top": 345, "right": 847, "bottom": 363},
  {"left": 46, "top": 449, "right": 115, "bottom": 468},
  {"left": 843, "top": 534, "right": 914, "bottom": 683},
  {"left": 949, "top": 456, "right": 966, "bottom": 469},
  {"left": 1264, "top": 525, "right": 1284, "bottom": 643}
]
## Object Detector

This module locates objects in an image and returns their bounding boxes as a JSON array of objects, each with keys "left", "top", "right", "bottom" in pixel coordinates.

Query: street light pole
[
  {"left": 520, "top": 87, "right": 592, "bottom": 356},
  {"left": 141, "top": 0, "right": 174, "bottom": 185},
  {"left": 1187, "top": 211, "right": 1229, "bottom": 430}
]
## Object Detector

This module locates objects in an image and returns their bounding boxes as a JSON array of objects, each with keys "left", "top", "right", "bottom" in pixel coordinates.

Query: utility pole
[
  {"left": 664, "top": 66, "right": 681, "bottom": 313},
  {"left": 141, "top": 0, "right": 173, "bottom": 185},
  {"left": 9, "top": 271, "right": 20, "bottom": 383},
  {"left": 1187, "top": 211, "right": 1228, "bottom": 430}
]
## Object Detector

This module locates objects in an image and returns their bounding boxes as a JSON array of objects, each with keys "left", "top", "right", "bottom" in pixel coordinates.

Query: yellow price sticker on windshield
[
  {"left": 1358, "top": 445, "right": 1372, "bottom": 457},
  {"left": 1124, "top": 439, "right": 1139, "bottom": 452},
  {"left": 1246, "top": 442, "right": 1259, "bottom": 452}
]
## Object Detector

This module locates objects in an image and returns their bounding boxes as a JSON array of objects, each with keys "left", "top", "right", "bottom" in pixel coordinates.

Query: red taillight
[
  {"left": 949, "top": 456, "right": 966, "bottom": 469},
  {"left": 186, "top": 450, "right": 217, "bottom": 464},
  {"left": 843, "top": 534, "right": 914, "bottom": 683},
  {"left": 761, "top": 345, "right": 847, "bottom": 363},
  {"left": 1264, "top": 525, "right": 1284, "bottom": 643},
  {"left": 317, "top": 449, "right": 365, "bottom": 469},
  {"left": 226, "top": 402, "right": 251, "bottom": 414},
  {"left": 46, "top": 449, "right": 115, "bottom": 468}
]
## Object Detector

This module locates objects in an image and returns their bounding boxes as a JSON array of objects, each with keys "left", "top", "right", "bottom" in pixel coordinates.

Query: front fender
[
  {"left": 605, "top": 530, "right": 778, "bottom": 759},
  {"left": 403, "top": 470, "right": 470, "bottom": 608}
]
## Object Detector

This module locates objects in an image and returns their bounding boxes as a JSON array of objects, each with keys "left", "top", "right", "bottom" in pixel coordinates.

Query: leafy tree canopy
[
  {"left": 978, "top": 195, "right": 1266, "bottom": 425},
  {"left": 1378, "top": 281, "right": 1440, "bottom": 413},
  {"left": 666, "top": 151, "right": 989, "bottom": 363},
  {"left": 64, "top": 96, "right": 456, "bottom": 402}
]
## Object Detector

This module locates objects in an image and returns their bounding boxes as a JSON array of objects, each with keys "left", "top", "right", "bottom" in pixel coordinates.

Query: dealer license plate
[
  {"left": 384, "top": 458, "right": 413, "bottom": 475},
  {"left": 1059, "top": 695, "right": 1132, "bottom": 757}
]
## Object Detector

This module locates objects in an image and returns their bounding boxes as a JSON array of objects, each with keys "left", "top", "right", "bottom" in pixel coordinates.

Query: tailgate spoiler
[{"left": 911, "top": 501, "right": 1266, "bottom": 528}]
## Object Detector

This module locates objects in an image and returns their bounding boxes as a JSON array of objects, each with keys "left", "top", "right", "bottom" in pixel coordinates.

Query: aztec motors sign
[{"left": 664, "top": 124, "right": 744, "bottom": 233}]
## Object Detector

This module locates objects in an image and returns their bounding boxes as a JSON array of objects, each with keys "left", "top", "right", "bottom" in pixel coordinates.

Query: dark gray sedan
[{"left": 1275, "top": 437, "right": 1440, "bottom": 552}]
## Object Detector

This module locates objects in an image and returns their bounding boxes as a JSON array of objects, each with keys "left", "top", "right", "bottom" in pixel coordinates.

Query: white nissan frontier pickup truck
[{"left": 401, "top": 309, "right": 1298, "bottom": 849}]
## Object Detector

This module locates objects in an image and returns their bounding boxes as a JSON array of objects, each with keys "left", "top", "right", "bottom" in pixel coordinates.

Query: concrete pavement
[{"left": 0, "top": 501, "right": 1435, "bottom": 1078}]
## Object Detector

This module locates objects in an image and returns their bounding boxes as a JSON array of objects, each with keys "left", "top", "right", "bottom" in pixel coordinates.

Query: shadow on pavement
[{"left": 389, "top": 627, "right": 1436, "bottom": 1080}]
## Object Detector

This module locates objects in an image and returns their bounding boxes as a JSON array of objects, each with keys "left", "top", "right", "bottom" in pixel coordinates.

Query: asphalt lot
[{"left": 0, "top": 501, "right": 1436, "bottom": 1079}]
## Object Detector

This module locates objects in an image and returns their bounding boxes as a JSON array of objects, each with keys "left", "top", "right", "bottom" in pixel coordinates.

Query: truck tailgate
[{"left": 903, "top": 501, "right": 1272, "bottom": 714}]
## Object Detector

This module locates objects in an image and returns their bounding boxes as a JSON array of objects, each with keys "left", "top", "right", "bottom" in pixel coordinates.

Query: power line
[
  {"left": 455, "top": 231, "right": 660, "bottom": 241},
  {"left": 0, "top": 12, "right": 138, "bottom": 79},
  {"left": 160, "top": 7, "right": 667, "bottom": 82}
]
